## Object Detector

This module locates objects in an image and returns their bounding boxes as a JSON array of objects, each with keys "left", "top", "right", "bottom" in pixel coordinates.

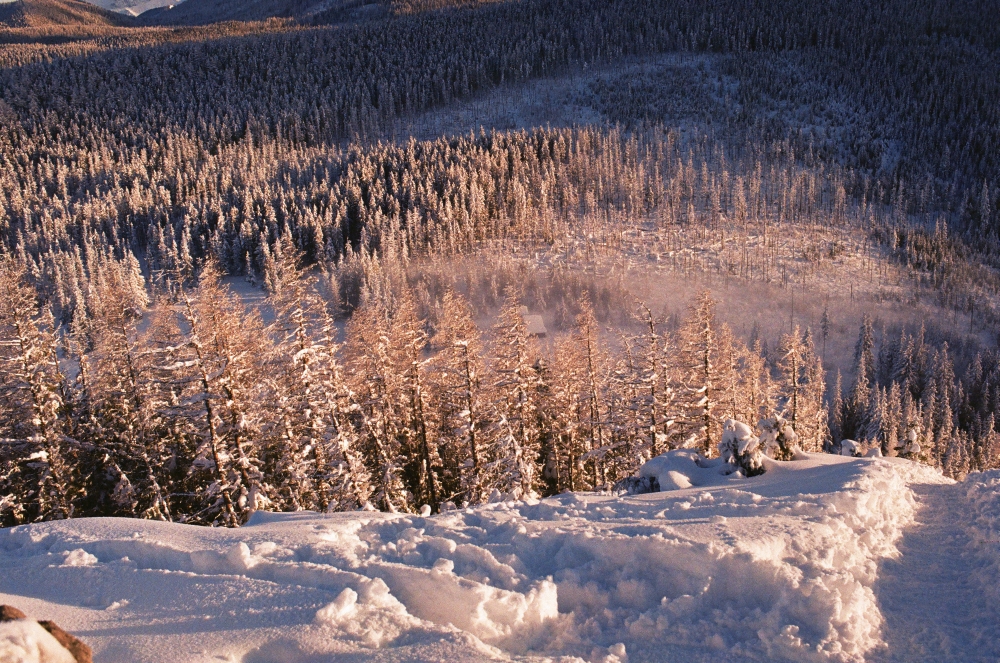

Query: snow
[
  {"left": 638, "top": 449, "right": 740, "bottom": 489},
  {"left": 0, "top": 453, "right": 952, "bottom": 662},
  {"left": 840, "top": 440, "right": 861, "bottom": 457}
]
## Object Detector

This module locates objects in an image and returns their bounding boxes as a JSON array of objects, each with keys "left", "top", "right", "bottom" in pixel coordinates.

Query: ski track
[{"left": 871, "top": 483, "right": 1000, "bottom": 663}]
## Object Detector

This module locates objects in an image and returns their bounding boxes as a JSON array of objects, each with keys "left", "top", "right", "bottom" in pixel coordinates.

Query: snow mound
[
  {"left": 0, "top": 454, "right": 947, "bottom": 663},
  {"left": 636, "top": 448, "right": 748, "bottom": 491}
]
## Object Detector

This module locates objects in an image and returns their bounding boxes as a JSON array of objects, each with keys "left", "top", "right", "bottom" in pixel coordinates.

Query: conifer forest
[{"left": 2, "top": 0, "right": 1000, "bottom": 528}]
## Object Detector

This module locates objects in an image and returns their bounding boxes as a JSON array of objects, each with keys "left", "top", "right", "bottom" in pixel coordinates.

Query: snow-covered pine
[
  {"left": 0, "top": 258, "right": 77, "bottom": 524},
  {"left": 83, "top": 262, "right": 172, "bottom": 521},
  {"left": 263, "top": 239, "right": 371, "bottom": 513},
  {"left": 674, "top": 291, "right": 721, "bottom": 456},
  {"left": 799, "top": 329, "right": 830, "bottom": 451},
  {"left": 840, "top": 327, "right": 873, "bottom": 445},
  {"left": 395, "top": 293, "right": 442, "bottom": 511},
  {"left": 759, "top": 415, "right": 799, "bottom": 461},
  {"left": 776, "top": 326, "right": 828, "bottom": 452},
  {"left": 571, "top": 299, "right": 612, "bottom": 489},
  {"left": 636, "top": 302, "right": 676, "bottom": 458},
  {"left": 547, "top": 334, "right": 586, "bottom": 492},
  {"left": 606, "top": 332, "right": 649, "bottom": 487},
  {"left": 345, "top": 297, "right": 412, "bottom": 513},
  {"left": 719, "top": 418, "right": 765, "bottom": 477},
  {"left": 489, "top": 290, "right": 542, "bottom": 500},
  {"left": 739, "top": 337, "right": 775, "bottom": 431},
  {"left": 829, "top": 370, "right": 844, "bottom": 448},
  {"left": 154, "top": 262, "right": 271, "bottom": 526},
  {"left": 431, "top": 289, "right": 495, "bottom": 507}
]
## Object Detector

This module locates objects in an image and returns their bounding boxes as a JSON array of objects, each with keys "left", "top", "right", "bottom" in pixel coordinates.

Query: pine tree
[
  {"left": 396, "top": 294, "right": 441, "bottom": 510},
  {"left": 636, "top": 302, "right": 675, "bottom": 457},
  {"left": 829, "top": 370, "right": 844, "bottom": 447},
  {"left": 854, "top": 314, "right": 876, "bottom": 387},
  {"left": 0, "top": 258, "right": 76, "bottom": 524},
  {"left": 842, "top": 319, "right": 875, "bottom": 443},
  {"left": 572, "top": 299, "right": 611, "bottom": 488},
  {"left": 675, "top": 291, "right": 720, "bottom": 455},
  {"left": 820, "top": 306, "right": 830, "bottom": 362},
  {"left": 264, "top": 240, "right": 370, "bottom": 513},
  {"left": 776, "top": 327, "right": 807, "bottom": 442},
  {"left": 346, "top": 298, "right": 411, "bottom": 513},
  {"left": 798, "top": 329, "right": 829, "bottom": 451},
  {"left": 432, "top": 289, "right": 495, "bottom": 506},
  {"left": 490, "top": 291, "right": 542, "bottom": 499},
  {"left": 548, "top": 335, "right": 586, "bottom": 492},
  {"left": 740, "top": 338, "right": 775, "bottom": 430},
  {"left": 152, "top": 262, "right": 271, "bottom": 526},
  {"left": 86, "top": 266, "right": 172, "bottom": 521}
]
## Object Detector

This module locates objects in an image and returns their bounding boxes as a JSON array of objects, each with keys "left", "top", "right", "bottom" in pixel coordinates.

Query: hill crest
[{"left": 0, "top": 0, "right": 134, "bottom": 27}]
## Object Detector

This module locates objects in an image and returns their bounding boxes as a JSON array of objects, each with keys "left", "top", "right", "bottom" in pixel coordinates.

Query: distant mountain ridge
[{"left": 0, "top": 0, "right": 134, "bottom": 27}]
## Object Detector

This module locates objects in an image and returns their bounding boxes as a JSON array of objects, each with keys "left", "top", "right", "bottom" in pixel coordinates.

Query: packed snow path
[
  {"left": 870, "top": 482, "right": 1000, "bottom": 663},
  {"left": 0, "top": 454, "right": 976, "bottom": 663}
]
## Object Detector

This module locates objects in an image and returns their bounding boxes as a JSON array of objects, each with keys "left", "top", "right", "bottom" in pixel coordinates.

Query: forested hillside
[
  {"left": 0, "top": 0, "right": 134, "bottom": 27},
  {"left": 1, "top": 0, "right": 999, "bottom": 527}
]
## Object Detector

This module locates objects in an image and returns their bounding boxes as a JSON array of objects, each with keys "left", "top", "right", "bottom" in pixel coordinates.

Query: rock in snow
[
  {"left": 0, "top": 454, "right": 952, "bottom": 662},
  {"left": 0, "top": 621, "right": 76, "bottom": 663},
  {"left": 0, "top": 605, "right": 92, "bottom": 663}
]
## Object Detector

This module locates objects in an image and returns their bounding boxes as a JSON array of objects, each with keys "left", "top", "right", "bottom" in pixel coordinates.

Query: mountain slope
[{"left": 0, "top": 0, "right": 134, "bottom": 27}]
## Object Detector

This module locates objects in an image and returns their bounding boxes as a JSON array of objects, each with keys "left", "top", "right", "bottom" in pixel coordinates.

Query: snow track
[
  {"left": 870, "top": 475, "right": 1000, "bottom": 662},
  {"left": 0, "top": 455, "right": 957, "bottom": 663}
]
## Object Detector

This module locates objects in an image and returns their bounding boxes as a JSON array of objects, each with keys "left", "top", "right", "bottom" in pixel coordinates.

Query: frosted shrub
[{"left": 719, "top": 419, "right": 765, "bottom": 477}]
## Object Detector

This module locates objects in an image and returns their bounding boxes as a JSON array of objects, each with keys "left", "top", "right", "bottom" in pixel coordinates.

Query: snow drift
[{"left": 0, "top": 453, "right": 947, "bottom": 663}]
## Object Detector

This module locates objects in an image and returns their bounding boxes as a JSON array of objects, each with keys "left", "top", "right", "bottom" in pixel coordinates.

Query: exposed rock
[
  {"left": 37, "top": 622, "right": 92, "bottom": 663},
  {"left": 0, "top": 605, "right": 28, "bottom": 622},
  {"left": 0, "top": 606, "right": 92, "bottom": 663}
]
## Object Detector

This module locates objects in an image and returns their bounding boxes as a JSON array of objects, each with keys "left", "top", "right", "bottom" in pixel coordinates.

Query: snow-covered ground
[{"left": 1, "top": 453, "right": 987, "bottom": 663}]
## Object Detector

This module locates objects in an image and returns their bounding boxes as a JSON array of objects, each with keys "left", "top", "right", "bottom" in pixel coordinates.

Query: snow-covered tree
[
  {"left": 490, "top": 290, "right": 542, "bottom": 499},
  {"left": 152, "top": 262, "right": 271, "bottom": 526},
  {"left": 345, "top": 298, "right": 412, "bottom": 513},
  {"left": 264, "top": 240, "right": 371, "bottom": 512},
  {"left": 674, "top": 291, "right": 721, "bottom": 455},
  {"left": 776, "top": 327, "right": 828, "bottom": 452},
  {"left": 85, "top": 264, "right": 172, "bottom": 521},
  {"left": 719, "top": 419, "right": 765, "bottom": 477},
  {"left": 432, "top": 289, "right": 496, "bottom": 507},
  {"left": 0, "top": 258, "right": 76, "bottom": 524}
]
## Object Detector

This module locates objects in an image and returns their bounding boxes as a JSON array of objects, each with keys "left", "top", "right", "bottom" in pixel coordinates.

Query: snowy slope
[{"left": 0, "top": 454, "right": 950, "bottom": 663}]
